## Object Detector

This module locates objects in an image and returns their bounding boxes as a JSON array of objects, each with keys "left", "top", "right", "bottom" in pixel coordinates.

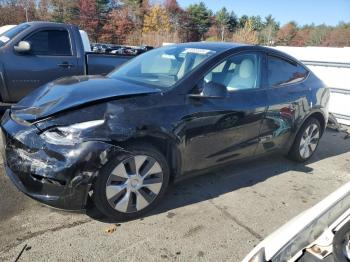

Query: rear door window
[
  {"left": 25, "top": 29, "right": 72, "bottom": 56},
  {"left": 267, "top": 55, "right": 308, "bottom": 87}
]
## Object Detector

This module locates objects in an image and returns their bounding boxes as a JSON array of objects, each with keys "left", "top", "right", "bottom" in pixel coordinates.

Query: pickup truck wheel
[
  {"left": 288, "top": 117, "right": 321, "bottom": 162},
  {"left": 93, "top": 144, "right": 170, "bottom": 221}
]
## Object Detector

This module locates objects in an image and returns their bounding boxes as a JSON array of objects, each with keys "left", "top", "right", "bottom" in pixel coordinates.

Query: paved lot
[{"left": 0, "top": 129, "right": 349, "bottom": 262}]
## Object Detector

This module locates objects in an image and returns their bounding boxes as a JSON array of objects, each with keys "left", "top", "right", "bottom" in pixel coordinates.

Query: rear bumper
[{"left": 1, "top": 110, "right": 126, "bottom": 210}]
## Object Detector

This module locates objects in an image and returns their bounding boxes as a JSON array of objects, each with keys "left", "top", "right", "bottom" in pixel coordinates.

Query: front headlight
[{"left": 40, "top": 120, "right": 104, "bottom": 145}]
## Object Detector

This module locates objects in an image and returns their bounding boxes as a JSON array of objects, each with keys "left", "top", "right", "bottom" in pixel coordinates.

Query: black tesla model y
[{"left": 1, "top": 43, "right": 329, "bottom": 220}]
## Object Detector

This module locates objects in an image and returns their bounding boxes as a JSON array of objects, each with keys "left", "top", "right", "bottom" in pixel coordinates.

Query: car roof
[
  {"left": 167, "top": 42, "right": 300, "bottom": 61},
  {"left": 167, "top": 42, "right": 305, "bottom": 71},
  {"left": 159, "top": 42, "right": 304, "bottom": 67}
]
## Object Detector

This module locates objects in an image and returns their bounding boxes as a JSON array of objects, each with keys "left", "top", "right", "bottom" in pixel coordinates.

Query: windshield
[
  {"left": 109, "top": 45, "right": 217, "bottom": 89},
  {"left": 0, "top": 24, "right": 30, "bottom": 48}
]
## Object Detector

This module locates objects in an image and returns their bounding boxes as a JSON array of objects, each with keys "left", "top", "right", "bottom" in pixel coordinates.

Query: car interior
[{"left": 204, "top": 54, "right": 259, "bottom": 92}]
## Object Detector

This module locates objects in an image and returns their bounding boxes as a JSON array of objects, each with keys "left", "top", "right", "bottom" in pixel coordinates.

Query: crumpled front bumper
[
  {"left": 4, "top": 163, "right": 88, "bottom": 210},
  {"left": 1, "top": 110, "right": 126, "bottom": 210}
]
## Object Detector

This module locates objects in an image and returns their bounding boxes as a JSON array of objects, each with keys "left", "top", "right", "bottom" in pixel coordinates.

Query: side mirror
[
  {"left": 14, "top": 41, "right": 31, "bottom": 53},
  {"left": 189, "top": 81, "right": 228, "bottom": 99}
]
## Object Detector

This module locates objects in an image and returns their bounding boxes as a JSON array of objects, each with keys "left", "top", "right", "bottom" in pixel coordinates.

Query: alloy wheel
[
  {"left": 105, "top": 155, "right": 164, "bottom": 213},
  {"left": 299, "top": 123, "right": 320, "bottom": 159}
]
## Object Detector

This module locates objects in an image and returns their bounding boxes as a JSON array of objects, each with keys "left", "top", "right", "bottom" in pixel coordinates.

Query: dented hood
[{"left": 11, "top": 75, "right": 160, "bottom": 122}]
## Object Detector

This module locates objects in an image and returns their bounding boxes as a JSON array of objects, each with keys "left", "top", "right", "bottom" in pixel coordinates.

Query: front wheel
[
  {"left": 93, "top": 144, "right": 170, "bottom": 221},
  {"left": 288, "top": 118, "right": 321, "bottom": 162}
]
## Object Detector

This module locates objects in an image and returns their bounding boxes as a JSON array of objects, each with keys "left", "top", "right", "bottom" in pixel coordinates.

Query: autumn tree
[
  {"left": 339, "top": 22, "right": 350, "bottom": 28},
  {"left": 143, "top": 5, "right": 171, "bottom": 33},
  {"left": 239, "top": 15, "right": 248, "bottom": 28},
  {"left": 327, "top": 22, "right": 350, "bottom": 46},
  {"left": 143, "top": 4, "right": 172, "bottom": 46},
  {"left": 227, "top": 11, "right": 238, "bottom": 32},
  {"left": 164, "top": 0, "right": 184, "bottom": 42},
  {"left": 322, "top": 27, "right": 350, "bottom": 47},
  {"left": 0, "top": 0, "right": 37, "bottom": 24},
  {"left": 259, "top": 14, "right": 279, "bottom": 45},
  {"left": 205, "top": 24, "right": 220, "bottom": 41},
  {"left": 0, "top": 0, "right": 349, "bottom": 47},
  {"left": 100, "top": 8, "right": 134, "bottom": 44},
  {"left": 186, "top": 2, "right": 212, "bottom": 41},
  {"left": 94, "top": 0, "right": 110, "bottom": 42},
  {"left": 232, "top": 20, "right": 259, "bottom": 44},
  {"left": 176, "top": 10, "right": 195, "bottom": 42},
  {"left": 118, "top": 0, "right": 149, "bottom": 44},
  {"left": 277, "top": 22, "right": 297, "bottom": 45},
  {"left": 164, "top": 0, "right": 182, "bottom": 28},
  {"left": 216, "top": 7, "right": 230, "bottom": 41},
  {"left": 124, "top": 0, "right": 149, "bottom": 32},
  {"left": 290, "top": 28, "right": 310, "bottom": 46},
  {"left": 37, "top": 0, "right": 51, "bottom": 21},
  {"left": 96, "top": 0, "right": 110, "bottom": 15},
  {"left": 79, "top": 0, "right": 99, "bottom": 41},
  {"left": 0, "top": 0, "right": 24, "bottom": 25},
  {"left": 249, "top": 15, "right": 263, "bottom": 31},
  {"left": 307, "top": 24, "right": 330, "bottom": 46},
  {"left": 0, "top": 7, "right": 17, "bottom": 25},
  {"left": 21, "top": 0, "right": 37, "bottom": 22},
  {"left": 50, "top": 0, "right": 79, "bottom": 24}
]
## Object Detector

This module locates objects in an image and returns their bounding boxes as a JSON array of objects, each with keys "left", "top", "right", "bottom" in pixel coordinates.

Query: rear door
[
  {"left": 257, "top": 53, "right": 310, "bottom": 154},
  {"left": 4, "top": 27, "right": 82, "bottom": 102},
  {"left": 181, "top": 51, "right": 268, "bottom": 173}
]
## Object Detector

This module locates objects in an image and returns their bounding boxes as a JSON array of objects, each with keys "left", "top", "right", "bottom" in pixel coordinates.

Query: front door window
[{"left": 204, "top": 53, "right": 261, "bottom": 92}]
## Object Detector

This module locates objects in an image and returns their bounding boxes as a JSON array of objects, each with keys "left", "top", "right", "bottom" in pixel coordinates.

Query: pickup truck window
[
  {"left": 0, "top": 24, "right": 30, "bottom": 47},
  {"left": 24, "top": 29, "right": 72, "bottom": 56}
]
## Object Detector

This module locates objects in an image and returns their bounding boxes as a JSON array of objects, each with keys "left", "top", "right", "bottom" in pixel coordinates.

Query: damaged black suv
[{"left": 1, "top": 43, "right": 329, "bottom": 220}]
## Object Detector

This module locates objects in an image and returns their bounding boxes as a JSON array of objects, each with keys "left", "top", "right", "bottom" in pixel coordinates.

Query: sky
[{"left": 177, "top": 0, "right": 350, "bottom": 26}]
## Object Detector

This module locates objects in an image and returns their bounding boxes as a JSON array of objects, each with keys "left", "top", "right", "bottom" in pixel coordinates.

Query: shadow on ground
[{"left": 86, "top": 129, "right": 350, "bottom": 223}]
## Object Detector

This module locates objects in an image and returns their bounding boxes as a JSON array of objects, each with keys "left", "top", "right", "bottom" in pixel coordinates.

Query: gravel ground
[{"left": 0, "top": 129, "right": 349, "bottom": 262}]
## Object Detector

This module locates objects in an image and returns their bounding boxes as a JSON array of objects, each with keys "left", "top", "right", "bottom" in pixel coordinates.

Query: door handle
[{"left": 58, "top": 62, "right": 74, "bottom": 69}]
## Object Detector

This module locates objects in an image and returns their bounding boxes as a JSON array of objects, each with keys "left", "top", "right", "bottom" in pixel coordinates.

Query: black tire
[
  {"left": 93, "top": 143, "right": 170, "bottom": 221},
  {"left": 288, "top": 117, "right": 321, "bottom": 162}
]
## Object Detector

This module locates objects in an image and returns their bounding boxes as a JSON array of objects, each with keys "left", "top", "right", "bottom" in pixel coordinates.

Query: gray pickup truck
[{"left": 0, "top": 22, "right": 134, "bottom": 103}]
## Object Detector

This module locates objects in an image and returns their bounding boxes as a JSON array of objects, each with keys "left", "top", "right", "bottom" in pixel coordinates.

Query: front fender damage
[{"left": 5, "top": 136, "right": 132, "bottom": 210}]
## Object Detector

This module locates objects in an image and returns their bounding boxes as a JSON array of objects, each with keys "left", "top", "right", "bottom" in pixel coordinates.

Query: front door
[
  {"left": 4, "top": 28, "right": 82, "bottom": 102},
  {"left": 181, "top": 52, "right": 268, "bottom": 174}
]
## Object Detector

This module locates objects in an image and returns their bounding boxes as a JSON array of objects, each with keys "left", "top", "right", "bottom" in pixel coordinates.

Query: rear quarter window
[{"left": 267, "top": 55, "right": 308, "bottom": 87}]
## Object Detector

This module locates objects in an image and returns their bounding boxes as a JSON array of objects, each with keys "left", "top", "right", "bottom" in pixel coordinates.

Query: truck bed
[{"left": 86, "top": 53, "right": 134, "bottom": 75}]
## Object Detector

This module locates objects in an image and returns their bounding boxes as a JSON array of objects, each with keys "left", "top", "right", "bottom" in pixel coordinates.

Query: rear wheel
[
  {"left": 93, "top": 144, "right": 169, "bottom": 221},
  {"left": 288, "top": 118, "right": 321, "bottom": 162}
]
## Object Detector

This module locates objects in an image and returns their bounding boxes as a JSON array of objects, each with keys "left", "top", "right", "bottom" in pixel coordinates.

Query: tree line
[{"left": 0, "top": 0, "right": 349, "bottom": 47}]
